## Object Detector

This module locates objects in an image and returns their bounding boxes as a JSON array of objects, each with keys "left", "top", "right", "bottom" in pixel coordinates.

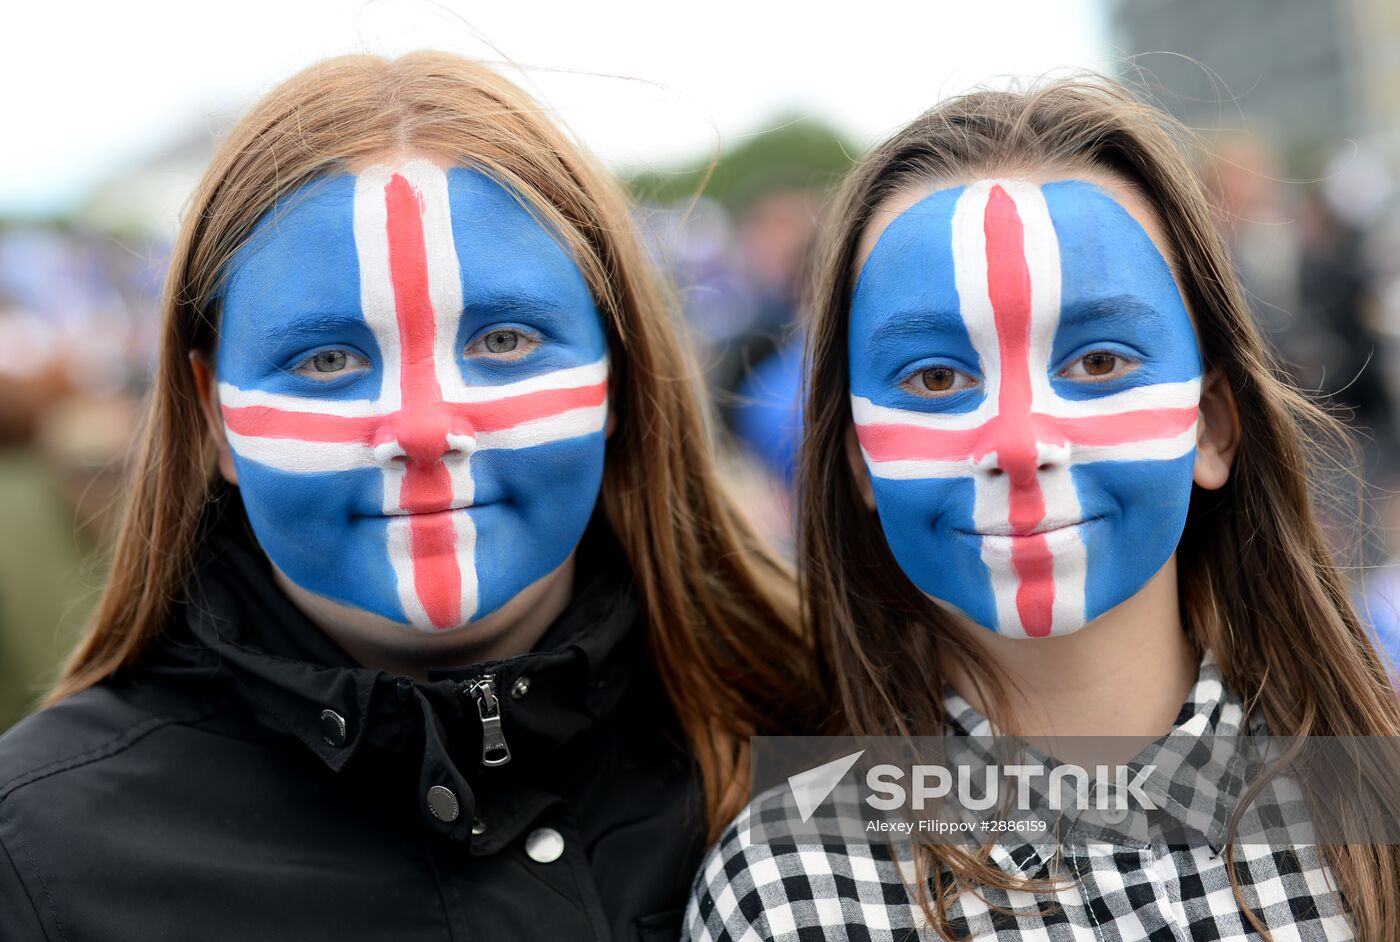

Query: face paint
[
  {"left": 849, "top": 179, "right": 1202, "bottom": 638},
  {"left": 216, "top": 160, "right": 609, "bottom": 632}
]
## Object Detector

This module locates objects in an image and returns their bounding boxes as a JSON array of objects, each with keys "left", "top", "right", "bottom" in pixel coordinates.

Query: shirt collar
[{"left": 941, "top": 648, "right": 1264, "bottom": 877}]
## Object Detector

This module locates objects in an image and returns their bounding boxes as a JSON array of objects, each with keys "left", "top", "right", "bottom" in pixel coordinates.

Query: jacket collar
[{"left": 151, "top": 491, "right": 641, "bottom": 848}]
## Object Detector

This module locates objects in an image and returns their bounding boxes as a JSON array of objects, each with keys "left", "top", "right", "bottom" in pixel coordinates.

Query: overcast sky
[{"left": 0, "top": 0, "right": 1111, "bottom": 215}]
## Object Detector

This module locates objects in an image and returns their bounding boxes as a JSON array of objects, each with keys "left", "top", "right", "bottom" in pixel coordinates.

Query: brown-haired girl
[
  {"left": 686, "top": 79, "right": 1400, "bottom": 940},
  {"left": 0, "top": 52, "right": 810, "bottom": 941}
]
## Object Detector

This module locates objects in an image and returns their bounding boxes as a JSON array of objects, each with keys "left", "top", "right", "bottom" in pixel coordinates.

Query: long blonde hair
[
  {"left": 51, "top": 51, "right": 812, "bottom": 840},
  {"left": 800, "top": 78, "right": 1400, "bottom": 938}
]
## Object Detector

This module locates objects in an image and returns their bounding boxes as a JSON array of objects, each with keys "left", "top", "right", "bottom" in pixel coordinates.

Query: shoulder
[
  {"left": 682, "top": 784, "right": 915, "bottom": 942},
  {"left": 0, "top": 682, "right": 230, "bottom": 941},
  {"left": 0, "top": 678, "right": 241, "bottom": 846},
  {"left": 0, "top": 681, "right": 226, "bottom": 805}
]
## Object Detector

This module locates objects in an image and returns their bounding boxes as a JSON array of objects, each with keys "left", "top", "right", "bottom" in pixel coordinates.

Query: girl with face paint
[
  {"left": 0, "top": 54, "right": 812, "bottom": 941},
  {"left": 686, "top": 81, "right": 1400, "bottom": 941}
]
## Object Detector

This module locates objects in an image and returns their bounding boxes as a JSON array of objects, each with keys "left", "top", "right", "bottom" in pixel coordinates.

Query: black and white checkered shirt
[{"left": 684, "top": 653, "right": 1354, "bottom": 941}]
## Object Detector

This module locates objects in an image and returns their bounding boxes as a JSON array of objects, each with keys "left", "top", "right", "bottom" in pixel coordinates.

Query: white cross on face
[{"left": 850, "top": 178, "right": 1202, "bottom": 637}]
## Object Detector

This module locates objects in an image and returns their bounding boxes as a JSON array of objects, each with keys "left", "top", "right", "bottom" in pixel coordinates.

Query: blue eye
[
  {"left": 292, "top": 348, "right": 371, "bottom": 381},
  {"left": 465, "top": 326, "right": 543, "bottom": 361},
  {"left": 483, "top": 331, "right": 518, "bottom": 354}
]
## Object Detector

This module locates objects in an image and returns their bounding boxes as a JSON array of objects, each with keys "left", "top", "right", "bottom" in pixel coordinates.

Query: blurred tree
[
  {"left": 626, "top": 113, "right": 857, "bottom": 212},
  {"left": 0, "top": 450, "right": 98, "bottom": 730}
]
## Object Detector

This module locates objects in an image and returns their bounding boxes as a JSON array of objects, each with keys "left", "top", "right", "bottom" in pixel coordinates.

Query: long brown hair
[
  {"left": 800, "top": 78, "right": 1400, "bottom": 938},
  {"left": 50, "top": 51, "right": 811, "bottom": 841}
]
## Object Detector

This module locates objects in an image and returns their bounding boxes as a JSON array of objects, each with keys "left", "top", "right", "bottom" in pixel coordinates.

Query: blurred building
[{"left": 1106, "top": 0, "right": 1400, "bottom": 172}]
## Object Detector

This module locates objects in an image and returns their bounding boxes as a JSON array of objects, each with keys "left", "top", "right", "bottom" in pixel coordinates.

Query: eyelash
[
  {"left": 465, "top": 326, "right": 542, "bottom": 361},
  {"left": 1058, "top": 350, "right": 1137, "bottom": 382},
  {"left": 292, "top": 348, "right": 371, "bottom": 381},
  {"left": 901, "top": 365, "right": 978, "bottom": 398}
]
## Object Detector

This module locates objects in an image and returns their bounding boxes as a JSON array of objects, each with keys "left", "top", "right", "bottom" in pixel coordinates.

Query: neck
[
  {"left": 941, "top": 554, "right": 1197, "bottom": 738},
  {"left": 274, "top": 555, "right": 578, "bottom": 680}
]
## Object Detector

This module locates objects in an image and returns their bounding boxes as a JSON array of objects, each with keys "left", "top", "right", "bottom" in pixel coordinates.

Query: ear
[
  {"left": 189, "top": 351, "right": 239, "bottom": 485},
  {"left": 845, "top": 424, "right": 877, "bottom": 511},
  {"left": 1192, "top": 369, "right": 1240, "bottom": 490}
]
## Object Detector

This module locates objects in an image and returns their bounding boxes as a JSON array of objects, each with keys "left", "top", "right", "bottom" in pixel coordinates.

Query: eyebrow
[
  {"left": 866, "top": 310, "right": 968, "bottom": 345},
  {"left": 1060, "top": 296, "right": 1167, "bottom": 327},
  {"left": 463, "top": 291, "right": 568, "bottom": 318},
  {"left": 245, "top": 312, "right": 372, "bottom": 350}
]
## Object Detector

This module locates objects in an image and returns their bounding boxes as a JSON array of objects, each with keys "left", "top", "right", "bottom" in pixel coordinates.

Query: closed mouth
[
  {"left": 958, "top": 517, "right": 1100, "bottom": 538},
  {"left": 397, "top": 507, "right": 470, "bottom": 521},
  {"left": 374, "top": 503, "right": 484, "bottom": 520}
]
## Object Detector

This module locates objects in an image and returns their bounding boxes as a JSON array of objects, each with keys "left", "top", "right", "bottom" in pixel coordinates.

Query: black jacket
[{"left": 0, "top": 501, "right": 703, "bottom": 940}]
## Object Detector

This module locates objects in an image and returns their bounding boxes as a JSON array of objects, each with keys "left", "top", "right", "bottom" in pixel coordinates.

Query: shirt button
[
  {"left": 510, "top": 677, "right": 531, "bottom": 699},
  {"left": 426, "top": 785, "right": 460, "bottom": 823},
  {"left": 525, "top": 827, "right": 564, "bottom": 863},
  {"left": 320, "top": 709, "right": 347, "bottom": 747}
]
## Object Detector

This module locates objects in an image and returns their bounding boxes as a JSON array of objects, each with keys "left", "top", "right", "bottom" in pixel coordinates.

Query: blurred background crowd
[{"left": 5, "top": 0, "right": 1400, "bottom": 729}]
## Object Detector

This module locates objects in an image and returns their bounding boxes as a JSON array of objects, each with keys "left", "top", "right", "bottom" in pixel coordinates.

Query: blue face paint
[
  {"left": 849, "top": 178, "right": 1202, "bottom": 638},
  {"left": 216, "top": 160, "right": 609, "bottom": 631}
]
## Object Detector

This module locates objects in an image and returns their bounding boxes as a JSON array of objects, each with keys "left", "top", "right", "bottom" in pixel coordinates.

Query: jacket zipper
[{"left": 464, "top": 675, "right": 512, "bottom": 767}]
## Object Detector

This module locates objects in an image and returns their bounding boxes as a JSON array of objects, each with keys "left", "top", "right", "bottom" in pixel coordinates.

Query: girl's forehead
[
  {"left": 221, "top": 164, "right": 592, "bottom": 323},
  {"left": 848, "top": 176, "right": 1195, "bottom": 353},
  {"left": 853, "top": 172, "right": 1173, "bottom": 283}
]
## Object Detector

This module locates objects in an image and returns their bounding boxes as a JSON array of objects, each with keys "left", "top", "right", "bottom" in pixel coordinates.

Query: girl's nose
[
  {"left": 372, "top": 405, "right": 471, "bottom": 467},
  {"left": 978, "top": 416, "right": 1069, "bottom": 486}
]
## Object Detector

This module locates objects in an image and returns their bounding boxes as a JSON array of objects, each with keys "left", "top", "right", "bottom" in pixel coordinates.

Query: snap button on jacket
[{"left": 0, "top": 506, "right": 703, "bottom": 941}]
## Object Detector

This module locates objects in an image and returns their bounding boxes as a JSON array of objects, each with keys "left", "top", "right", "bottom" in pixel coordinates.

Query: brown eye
[
  {"left": 484, "top": 330, "right": 519, "bottom": 354},
  {"left": 1081, "top": 353, "right": 1117, "bottom": 376},
  {"left": 311, "top": 350, "right": 348, "bottom": 373},
  {"left": 920, "top": 367, "right": 956, "bottom": 391}
]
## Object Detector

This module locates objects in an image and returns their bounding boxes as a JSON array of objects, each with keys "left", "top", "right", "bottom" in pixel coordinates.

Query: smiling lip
[
  {"left": 378, "top": 503, "right": 480, "bottom": 519},
  {"left": 960, "top": 518, "right": 1099, "bottom": 538}
]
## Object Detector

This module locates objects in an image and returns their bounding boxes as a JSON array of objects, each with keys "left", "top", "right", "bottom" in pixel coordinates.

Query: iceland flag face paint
[
  {"left": 216, "top": 160, "right": 609, "bottom": 632},
  {"left": 849, "top": 179, "right": 1202, "bottom": 638}
]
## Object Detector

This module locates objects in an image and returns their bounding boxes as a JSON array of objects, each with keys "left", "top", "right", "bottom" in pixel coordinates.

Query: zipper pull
[{"left": 465, "top": 675, "right": 512, "bottom": 767}]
